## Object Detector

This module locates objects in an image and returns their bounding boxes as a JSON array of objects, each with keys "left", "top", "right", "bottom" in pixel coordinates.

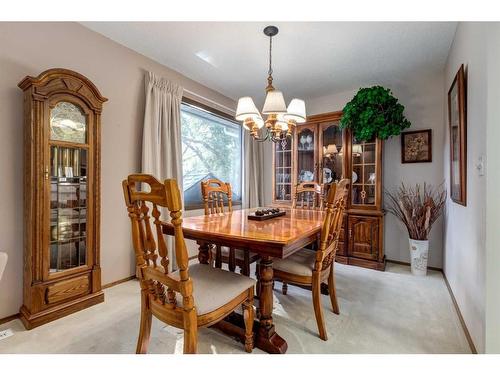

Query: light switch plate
[
  {"left": 477, "top": 156, "right": 485, "bottom": 176},
  {"left": 0, "top": 329, "right": 13, "bottom": 341}
]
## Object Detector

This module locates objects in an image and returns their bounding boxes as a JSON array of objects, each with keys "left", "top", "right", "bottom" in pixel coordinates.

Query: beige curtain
[
  {"left": 243, "top": 132, "right": 265, "bottom": 208},
  {"left": 142, "top": 71, "right": 183, "bottom": 271}
]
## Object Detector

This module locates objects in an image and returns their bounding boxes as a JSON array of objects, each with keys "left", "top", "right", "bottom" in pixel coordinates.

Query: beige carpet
[{"left": 0, "top": 263, "right": 471, "bottom": 354}]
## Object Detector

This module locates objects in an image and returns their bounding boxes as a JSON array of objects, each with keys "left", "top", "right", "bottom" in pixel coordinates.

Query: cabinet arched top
[{"left": 18, "top": 68, "right": 108, "bottom": 112}]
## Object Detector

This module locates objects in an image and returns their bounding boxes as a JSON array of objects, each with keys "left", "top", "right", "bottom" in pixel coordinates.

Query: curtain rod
[{"left": 183, "top": 88, "right": 236, "bottom": 115}]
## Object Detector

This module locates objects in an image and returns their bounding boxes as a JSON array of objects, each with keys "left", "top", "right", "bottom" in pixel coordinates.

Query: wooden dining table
[{"left": 162, "top": 207, "right": 324, "bottom": 354}]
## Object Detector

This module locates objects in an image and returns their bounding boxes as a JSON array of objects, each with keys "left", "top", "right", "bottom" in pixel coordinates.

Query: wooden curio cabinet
[
  {"left": 272, "top": 111, "right": 385, "bottom": 270},
  {"left": 344, "top": 129, "right": 385, "bottom": 270},
  {"left": 19, "top": 69, "right": 107, "bottom": 329}
]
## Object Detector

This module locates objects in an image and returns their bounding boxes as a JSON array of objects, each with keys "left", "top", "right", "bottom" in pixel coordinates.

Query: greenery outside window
[{"left": 181, "top": 100, "right": 243, "bottom": 210}]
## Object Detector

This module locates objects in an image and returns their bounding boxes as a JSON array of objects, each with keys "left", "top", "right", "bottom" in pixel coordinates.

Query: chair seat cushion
[
  {"left": 210, "top": 246, "right": 258, "bottom": 262},
  {"left": 273, "top": 249, "right": 317, "bottom": 277},
  {"left": 173, "top": 263, "right": 255, "bottom": 315}
]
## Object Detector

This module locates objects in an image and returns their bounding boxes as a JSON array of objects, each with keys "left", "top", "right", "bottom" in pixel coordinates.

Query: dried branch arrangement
[{"left": 385, "top": 183, "right": 446, "bottom": 240}]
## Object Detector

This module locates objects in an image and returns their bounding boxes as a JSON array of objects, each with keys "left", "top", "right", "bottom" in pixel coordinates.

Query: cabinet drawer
[{"left": 45, "top": 275, "right": 90, "bottom": 305}]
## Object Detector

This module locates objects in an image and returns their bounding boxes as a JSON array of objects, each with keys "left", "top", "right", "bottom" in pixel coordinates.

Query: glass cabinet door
[
  {"left": 351, "top": 139, "right": 377, "bottom": 206},
  {"left": 296, "top": 126, "right": 317, "bottom": 183},
  {"left": 48, "top": 101, "right": 89, "bottom": 273},
  {"left": 320, "top": 121, "right": 344, "bottom": 184},
  {"left": 274, "top": 138, "right": 292, "bottom": 202}
]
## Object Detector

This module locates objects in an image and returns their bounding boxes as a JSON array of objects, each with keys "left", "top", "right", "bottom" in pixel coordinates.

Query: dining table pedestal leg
[
  {"left": 197, "top": 241, "right": 211, "bottom": 264},
  {"left": 255, "top": 256, "right": 288, "bottom": 354}
]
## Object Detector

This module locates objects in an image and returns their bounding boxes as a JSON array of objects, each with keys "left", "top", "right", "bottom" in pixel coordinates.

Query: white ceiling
[{"left": 81, "top": 22, "right": 457, "bottom": 106}]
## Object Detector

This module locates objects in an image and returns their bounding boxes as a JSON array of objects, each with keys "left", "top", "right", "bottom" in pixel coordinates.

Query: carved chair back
[
  {"left": 122, "top": 174, "right": 194, "bottom": 320},
  {"left": 292, "top": 182, "right": 324, "bottom": 210},
  {"left": 314, "top": 179, "right": 350, "bottom": 273},
  {"left": 201, "top": 178, "right": 233, "bottom": 214}
]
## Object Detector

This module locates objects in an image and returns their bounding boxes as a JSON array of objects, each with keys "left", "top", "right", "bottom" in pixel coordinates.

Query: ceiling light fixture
[{"left": 235, "top": 26, "right": 306, "bottom": 143}]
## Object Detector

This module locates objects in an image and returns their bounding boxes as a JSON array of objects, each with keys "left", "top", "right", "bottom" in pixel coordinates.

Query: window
[{"left": 180, "top": 101, "right": 243, "bottom": 209}]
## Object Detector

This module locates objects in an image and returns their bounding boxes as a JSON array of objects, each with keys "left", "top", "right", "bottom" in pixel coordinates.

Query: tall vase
[{"left": 409, "top": 238, "right": 429, "bottom": 276}]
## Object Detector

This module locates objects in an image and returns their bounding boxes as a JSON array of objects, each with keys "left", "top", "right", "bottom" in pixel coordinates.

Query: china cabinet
[
  {"left": 272, "top": 111, "right": 385, "bottom": 270},
  {"left": 18, "top": 68, "right": 107, "bottom": 329}
]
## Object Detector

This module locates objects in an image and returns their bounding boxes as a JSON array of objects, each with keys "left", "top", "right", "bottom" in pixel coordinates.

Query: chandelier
[{"left": 235, "top": 26, "right": 306, "bottom": 142}]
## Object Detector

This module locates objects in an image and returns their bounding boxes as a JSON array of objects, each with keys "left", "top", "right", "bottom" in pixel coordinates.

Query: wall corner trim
[
  {"left": 102, "top": 275, "right": 136, "bottom": 289},
  {"left": 0, "top": 313, "right": 20, "bottom": 326}
]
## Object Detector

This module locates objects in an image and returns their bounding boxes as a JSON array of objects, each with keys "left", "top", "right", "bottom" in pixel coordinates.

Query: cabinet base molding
[
  {"left": 19, "top": 291, "right": 104, "bottom": 330},
  {"left": 102, "top": 275, "right": 136, "bottom": 289},
  {"left": 336, "top": 255, "right": 386, "bottom": 271}
]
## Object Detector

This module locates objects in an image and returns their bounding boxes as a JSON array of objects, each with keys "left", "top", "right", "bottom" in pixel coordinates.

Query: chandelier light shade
[
  {"left": 262, "top": 90, "right": 287, "bottom": 114},
  {"left": 284, "top": 99, "right": 306, "bottom": 123},
  {"left": 235, "top": 96, "right": 259, "bottom": 121},
  {"left": 236, "top": 25, "right": 307, "bottom": 142}
]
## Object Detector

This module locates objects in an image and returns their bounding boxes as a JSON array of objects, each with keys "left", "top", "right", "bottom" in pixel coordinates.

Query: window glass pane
[
  {"left": 181, "top": 103, "right": 242, "bottom": 208},
  {"left": 50, "top": 101, "right": 87, "bottom": 143}
]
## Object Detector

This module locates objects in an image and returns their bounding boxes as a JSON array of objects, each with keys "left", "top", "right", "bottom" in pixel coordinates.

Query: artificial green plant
[{"left": 340, "top": 85, "right": 411, "bottom": 141}]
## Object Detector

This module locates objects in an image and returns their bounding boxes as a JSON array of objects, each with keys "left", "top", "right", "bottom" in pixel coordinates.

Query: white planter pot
[{"left": 409, "top": 239, "right": 429, "bottom": 276}]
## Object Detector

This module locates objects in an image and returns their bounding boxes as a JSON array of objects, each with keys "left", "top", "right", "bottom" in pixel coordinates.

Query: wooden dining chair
[
  {"left": 201, "top": 178, "right": 259, "bottom": 276},
  {"left": 292, "top": 182, "right": 325, "bottom": 210},
  {"left": 123, "top": 174, "right": 255, "bottom": 354},
  {"left": 293, "top": 182, "right": 328, "bottom": 254},
  {"left": 273, "top": 179, "right": 349, "bottom": 341}
]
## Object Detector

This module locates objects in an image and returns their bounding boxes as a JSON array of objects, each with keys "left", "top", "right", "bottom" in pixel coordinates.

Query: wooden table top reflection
[{"left": 173, "top": 207, "right": 325, "bottom": 258}]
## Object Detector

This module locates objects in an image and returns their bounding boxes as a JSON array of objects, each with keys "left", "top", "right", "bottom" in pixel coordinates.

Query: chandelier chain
[{"left": 268, "top": 35, "right": 273, "bottom": 76}]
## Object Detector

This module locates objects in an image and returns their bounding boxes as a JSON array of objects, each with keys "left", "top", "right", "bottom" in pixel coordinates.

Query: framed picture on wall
[
  {"left": 401, "top": 129, "right": 432, "bottom": 163},
  {"left": 448, "top": 64, "right": 467, "bottom": 206}
]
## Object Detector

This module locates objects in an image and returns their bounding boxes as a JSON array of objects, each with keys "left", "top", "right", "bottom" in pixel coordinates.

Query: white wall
[
  {"left": 485, "top": 23, "right": 500, "bottom": 354},
  {"left": 444, "top": 22, "right": 500, "bottom": 354},
  {"left": 300, "top": 71, "right": 446, "bottom": 269},
  {"left": 0, "top": 22, "right": 236, "bottom": 319},
  {"left": 443, "top": 22, "right": 488, "bottom": 353}
]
